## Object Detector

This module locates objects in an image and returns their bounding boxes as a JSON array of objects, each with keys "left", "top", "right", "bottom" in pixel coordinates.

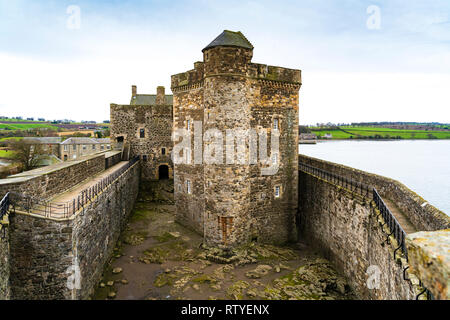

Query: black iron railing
[
  {"left": 300, "top": 162, "right": 434, "bottom": 299},
  {"left": 0, "top": 192, "right": 10, "bottom": 221},
  {"left": 0, "top": 193, "right": 10, "bottom": 239},
  {"left": 76, "top": 155, "right": 139, "bottom": 212},
  {"left": 299, "top": 162, "right": 371, "bottom": 198},
  {"left": 10, "top": 156, "right": 139, "bottom": 218},
  {"left": 373, "top": 188, "right": 407, "bottom": 260}
]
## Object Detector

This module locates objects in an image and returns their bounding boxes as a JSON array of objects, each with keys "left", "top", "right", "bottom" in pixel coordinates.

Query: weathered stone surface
[
  {"left": 245, "top": 265, "right": 272, "bottom": 279},
  {"left": 112, "top": 268, "right": 122, "bottom": 274},
  {"left": 298, "top": 168, "right": 419, "bottom": 300},
  {"left": 110, "top": 86, "right": 173, "bottom": 181},
  {"left": 0, "top": 221, "right": 10, "bottom": 299},
  {"left": 6, "top": 159, "right": 140, "bottom": 300},
  {"left": 406, "top": 230, "right": 450, "bottom": 300},
  {"left": 0, "top": 153, "right": 105, "bottom": 200},
  {"left": 171, "top": 30, "right": 300, "bottom": 248}
]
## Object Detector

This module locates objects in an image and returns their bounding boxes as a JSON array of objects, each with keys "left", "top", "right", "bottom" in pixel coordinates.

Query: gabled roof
[
  {"left": 23, "top": 137, "right": 62, "bottom": 144},
  {"left": 130, "top": 94, "right": 173, "bottom": 105},
  {"left": 202, "top": 30, "right": 253, "bottom": 52},
  {"left": 61, "top": 137, "right": 99, "bottom": 145}
]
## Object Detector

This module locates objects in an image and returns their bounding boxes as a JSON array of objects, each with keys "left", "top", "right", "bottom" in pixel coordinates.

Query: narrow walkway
[
  {"left": 383, "top": 198, "right": 417, "bottom": 234},
  {"left": 51, "top": 161, "right": 129, "bottom": 203},
  {"left": 29, "top": 161, "right": 129, "bottom": 218}
]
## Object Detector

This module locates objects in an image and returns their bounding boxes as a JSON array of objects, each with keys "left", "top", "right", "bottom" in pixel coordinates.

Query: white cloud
[
  {"left": 1, "top": 53, "right": 449, "bottom": 124},
  {"left": 301, "top": 72, "right": 450, "bottom": 124}
]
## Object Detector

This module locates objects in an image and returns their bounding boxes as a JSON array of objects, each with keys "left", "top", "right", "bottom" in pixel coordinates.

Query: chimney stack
[
  {"left": 132, "top": 85, "right": 137, "bottom": 98},
  {"left": 156, "top": 86, "right": 165, "bottom": 104}
]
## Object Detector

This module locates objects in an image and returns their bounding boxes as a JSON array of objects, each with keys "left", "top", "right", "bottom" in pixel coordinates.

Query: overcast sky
[{"left": 0, "top": 0, "right": 449, "bottom": 124}]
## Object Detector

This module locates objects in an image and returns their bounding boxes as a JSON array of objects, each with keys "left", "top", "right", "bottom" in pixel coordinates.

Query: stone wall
[
  {"left": 105, "top": 151, "right": 122, "bottom": 169},
  {"left": 72, "top": 160, "right": 140, "bottom": 299},
  {"left": 171, "top": 33, "right": 301, "bottom": 248},
  {"left": 298, "top": 170, "right": 420, "bottom": 299},
  {"left": 110, "top": 101, "right": 173, "bottom": 181},
  {"left": 6, "top": 160, "right": 140, "bottom": 299},
  {"left": 298, "top": 154, "right": 449, "bottom": 231},
  {"left": 406, "top": 230, "right": 450, "bottom": 300},
  {"left": 9, "top": 214, "right": 73, "bottom": 299},
  {"left": 0, "top": 153, "right": 105, "bottom": 200},
  {"left": 0, "top": 219, "right": 9, "bottom": 300}
]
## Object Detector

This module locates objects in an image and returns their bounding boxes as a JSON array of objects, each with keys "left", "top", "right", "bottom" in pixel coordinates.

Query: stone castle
[
  {"left": 0, "top": 30, "right": 448, "bottom": 301},
  {"left": 111, "top": 30, "right": 301, "bottom": 248}
]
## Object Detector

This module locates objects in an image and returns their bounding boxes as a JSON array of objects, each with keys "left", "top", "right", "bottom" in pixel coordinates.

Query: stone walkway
[
  {"left": 30, "top": 161, "right": 129, "bottom": 218},
  {"left": 383, "top": 198, "right": 417, "bottom": 234}
]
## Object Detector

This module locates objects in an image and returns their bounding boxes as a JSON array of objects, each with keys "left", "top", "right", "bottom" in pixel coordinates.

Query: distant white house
[
  {"left": 59, "top": 137, "right": 111, "bottom": 161},
  {"left": 323, "top": 133, "right": 333, "bottom": 139}
]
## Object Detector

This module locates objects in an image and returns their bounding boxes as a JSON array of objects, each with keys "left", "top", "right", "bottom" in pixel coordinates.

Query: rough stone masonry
[{"left": 171, "top": 30, "right": 301, "bottom": 248}]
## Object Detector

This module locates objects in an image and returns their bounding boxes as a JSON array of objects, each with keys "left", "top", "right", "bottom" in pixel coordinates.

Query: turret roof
[{"left": 202, "top": 30, "right": 253, "bottom": 52}]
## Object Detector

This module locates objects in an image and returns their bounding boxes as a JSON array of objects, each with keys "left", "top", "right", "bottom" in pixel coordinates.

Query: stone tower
[
  {"left": 110, "top": 85, "right": 174, "bottom": 180},
  {"left": 171, "top": 30, "right": 301, "bottom": 248}
]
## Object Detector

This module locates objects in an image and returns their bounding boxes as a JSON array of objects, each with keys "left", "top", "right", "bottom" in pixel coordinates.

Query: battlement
[
  {"left": 171, "top": 33, "right": 301, "bottom": 92},
  {"left": 171, "top": 30, "right": 301, "bottom": 248},
  {"left": 249, "top": 63, "right": 302, "bottom": 84}
]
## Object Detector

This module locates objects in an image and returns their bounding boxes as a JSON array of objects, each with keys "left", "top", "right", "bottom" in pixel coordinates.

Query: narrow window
[
  {"left": 187, "top": 120, "right": 191, "bottom": 130},
  {"left": 186, "top": 180, "right": 192, "bottom": 194},
  {"left": 83, "top": 145, "right": 86, "bottom": 150},
  {"left": 101, "top": 145, "right": 104, "bottom": 150},
  {"left": 273, "top": 118, "right": 279, "bottom": 130},
  {"left": 142, "top": 155, "right": 148, "bottom": 161},
  {"left": 272, "top": 152, "right": 278, "bottom": 164},
  {"left": 92, "top": 145, "right": 96, "bottom": 150},
  {"left": 73, "top": 144, "right": 76, "bottom": 150},
  {"left": 275, "top": 186, "right": 281, "bottom": 198},
  {"left": 161, "top": 147, "right": 166, "bottom": 155},
  {"left": 139, "top": 128, "right": 145, "bottom": 138},
  {"left": 185, "top": 147, "right": 191, "bottom": 164},
  {"left": 64, "top": 145, "right": 68, "bottom": 151}
]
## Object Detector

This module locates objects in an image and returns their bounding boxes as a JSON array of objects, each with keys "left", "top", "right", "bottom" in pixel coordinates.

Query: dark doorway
[
  {"left": 158, "top": 165, "right": 169, "bottom": 180},
  {"left": 116, "top": 136, "right": 124, "bottom": 143}
]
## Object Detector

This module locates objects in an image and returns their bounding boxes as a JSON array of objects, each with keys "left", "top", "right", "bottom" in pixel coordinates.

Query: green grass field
[
  {"left": 0, "top": 149, "right": 17, "bottom": 159},
  {"left": 311, "top": 126, "right": 450, "bottom": 140},
  {"left": 0, "top": 137, "right": 23, "bottom": 142},
  {"left": 0, "top": 123, "right": 58, "bottom": 130}
]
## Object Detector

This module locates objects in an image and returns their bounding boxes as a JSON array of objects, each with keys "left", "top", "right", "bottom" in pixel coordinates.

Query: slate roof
[
  {"left": 130, "top": 94, "right": 173, "bottom": 105},
  {"left": 61, "top": 137, "right": 100, "bottom": 145},
  {"left": 23, "top": 137, "right": 62, "bottom": 144},
  {"left": 202, "top": 30, "right": 254, "bottom": 52}
]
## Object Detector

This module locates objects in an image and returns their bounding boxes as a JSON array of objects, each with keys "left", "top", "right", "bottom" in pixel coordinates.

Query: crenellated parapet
[
  {"left": 171, "top": 30, "right": 301, "bottom": 248},
  {"left": 171, "top": 62, "right": 204, "bottom": 91}
]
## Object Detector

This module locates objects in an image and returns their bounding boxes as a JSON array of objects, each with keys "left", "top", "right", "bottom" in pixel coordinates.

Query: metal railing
[
  {"left": 0, "top": 192, "right": 10, "bottom": 221},
  {"left": 10, "top": 156, "right": 139, "bottom": 218},
  {"left": 299, "top": 162, "right": 371, "bottom": 198},
  {"left": 373, "top": 188, "right": 407, "bottom": 260},
  {"left": 0, "top": 192, "right": 10, "bottom": 239},
  {"left": 299, "top": 161, "right": 434, "bottom": 299}
]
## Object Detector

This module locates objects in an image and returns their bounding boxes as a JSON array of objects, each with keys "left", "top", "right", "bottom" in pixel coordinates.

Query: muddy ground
[{"left": 92, "top": 181, "right": 355, "bottom": 300}]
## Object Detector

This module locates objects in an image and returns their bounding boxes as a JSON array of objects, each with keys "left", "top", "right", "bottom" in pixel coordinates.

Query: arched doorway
[{"left": 158, "top": 165, "right": 169, "bottom": 180}]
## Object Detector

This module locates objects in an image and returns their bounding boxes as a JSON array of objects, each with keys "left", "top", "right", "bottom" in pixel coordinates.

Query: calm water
[
  {"left": 299, "top": 140, "right": 450, "bottom": 215},
  {"left": 0, "top": 159, "right": 11, "bottom": 167}
]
